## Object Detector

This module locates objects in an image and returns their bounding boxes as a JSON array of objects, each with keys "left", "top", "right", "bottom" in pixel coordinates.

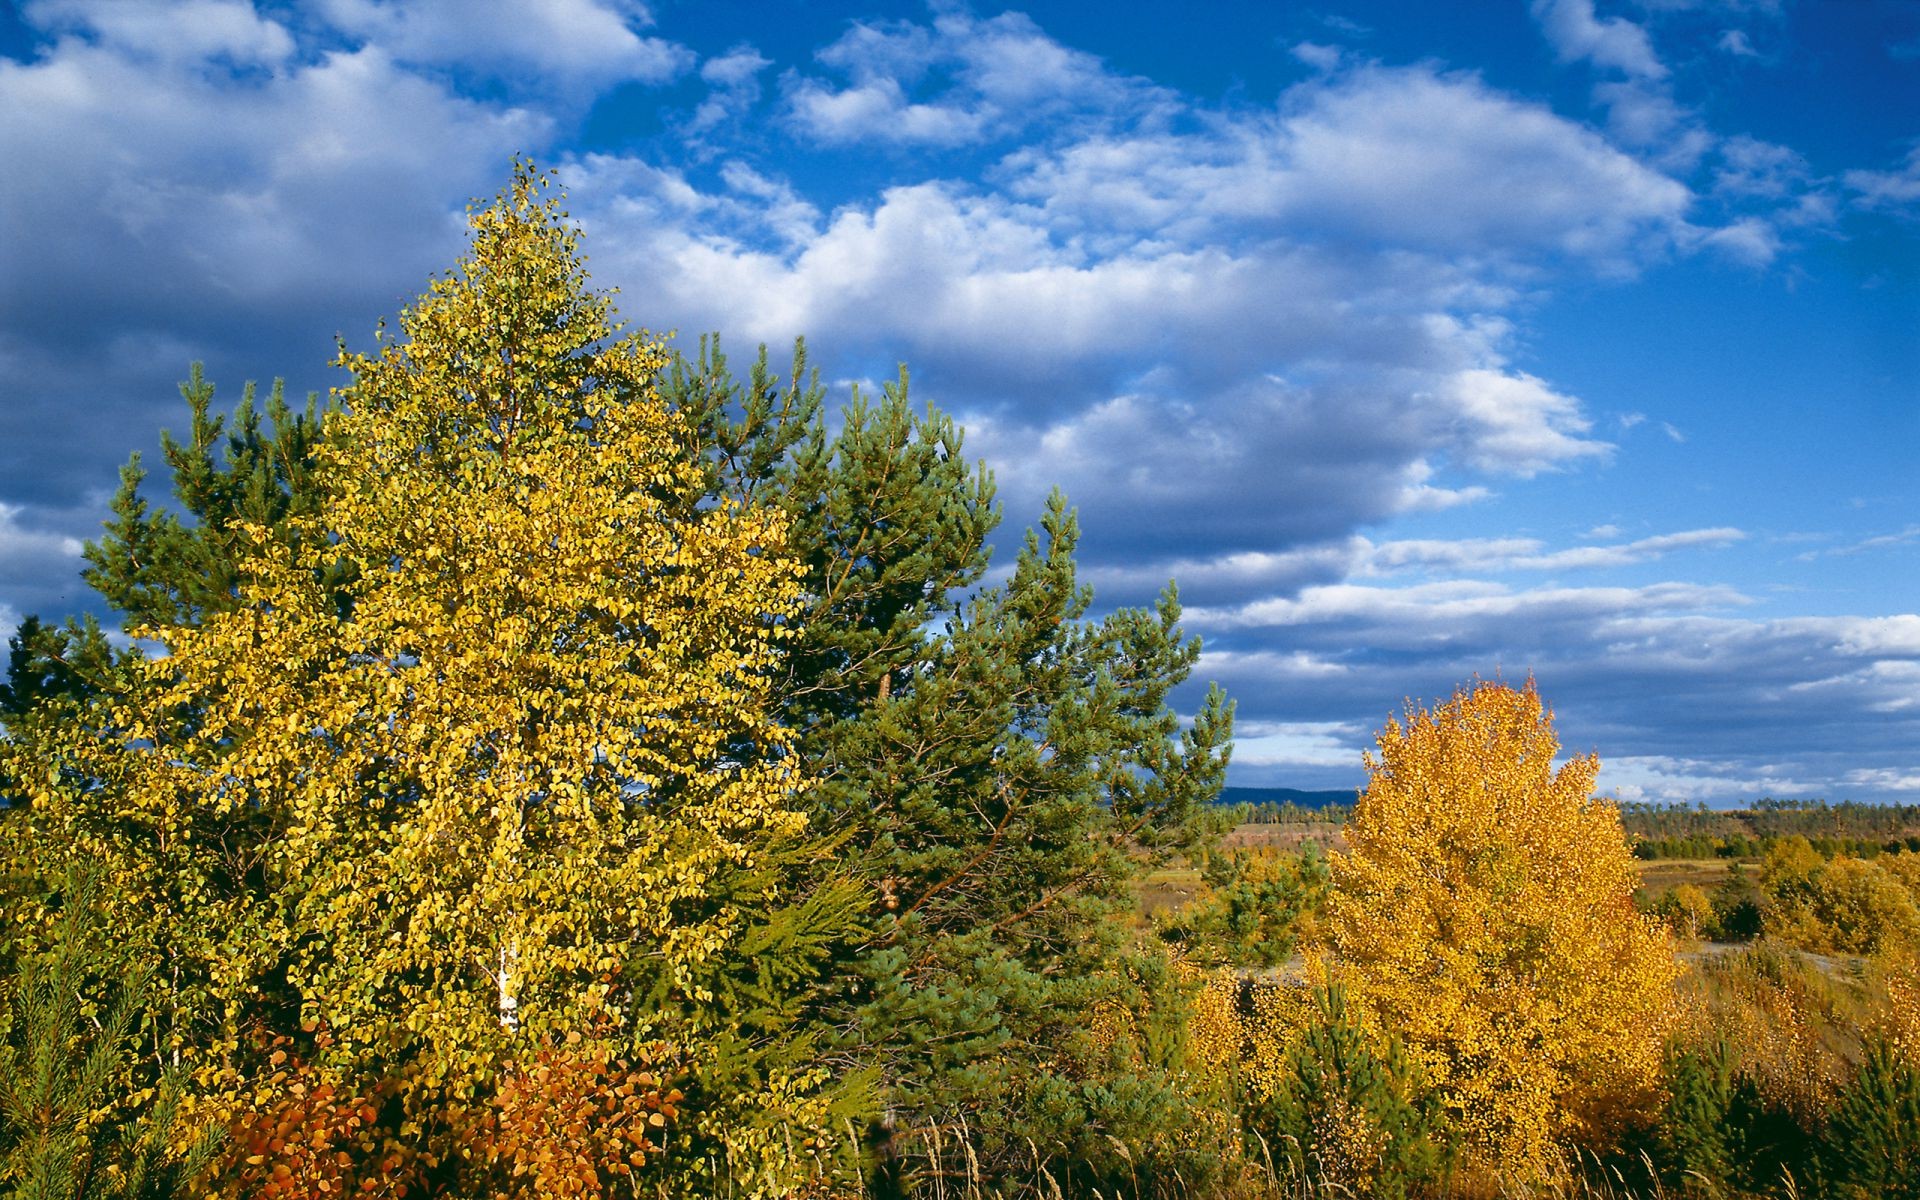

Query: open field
[
  {"left": 1218, "top": 821, "right": 1346, "bottom": 853},
  {"left": 1633, "top": 857, "right": 1737, "bottom": 900}
]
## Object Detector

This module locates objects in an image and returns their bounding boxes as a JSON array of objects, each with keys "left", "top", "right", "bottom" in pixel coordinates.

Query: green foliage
[
  {"left": 1826, "top": 1039, "right": 1920, "bottom": 1200},
  {"left": 1162, "top": 846, "right": 1330, "bottom": 968},
  {"left": 1712, "top": 865, "right": 1766, "bottom": 943},
  {"left": 1249, "top": 986, "right": 1450, "bottom": 1199},
  {"left": 82, "top": 365, "right": 339, "bottom": 630},
  {"left": 663, "top": 339, "right": 1236, "bottom": 1184},
  {"left": 1646, "top": 1035, "right": 1822, "bottom": 1198},
  {"left": 0, "top": 616, "right": 114, "bottom": 723},
  {"left": 0, "top": 872, "right": 222, "bottom": 1200}
]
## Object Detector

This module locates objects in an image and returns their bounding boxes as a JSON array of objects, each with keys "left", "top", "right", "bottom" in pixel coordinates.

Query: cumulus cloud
[
  {"left": 1010, "top": 62, "right": 1694, "bottom": 266},
  {"left": 782, "top": 11, "right": 1159, "bottom": 146},
  {"left": 315, "top": 0, "right": 690, "bottom": 88},
  {"left": 0, "top": 11, "right": 548, "bottom": 503},
  {"left": 1531, "top": 0, "right": 1667, "bottom": 78},
  {"left": 24, "top": 0, "right": 295, "bottom": 65}
]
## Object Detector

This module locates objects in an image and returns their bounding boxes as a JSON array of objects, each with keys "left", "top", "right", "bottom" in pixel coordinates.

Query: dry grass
[{"left": 1219, "top": 825, "right": 1347, "bottom": 855}]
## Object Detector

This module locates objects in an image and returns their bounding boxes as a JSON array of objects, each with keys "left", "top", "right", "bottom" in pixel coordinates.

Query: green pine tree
[
  {"left": 82, "top": 364, "right": 338, "bottom": 629},
  {"left": 662, "top": 338, "right": 1236, "bottom": 1187},
  {"left": 0, "top": 871, "right": 223, "bottom": 1200},
  {"left": 1826, "top": 1039, "right": 1920, "bottom": 1200},
  {"left": 1251, "top": 985, "right": 1450, "bottom": 1200}
]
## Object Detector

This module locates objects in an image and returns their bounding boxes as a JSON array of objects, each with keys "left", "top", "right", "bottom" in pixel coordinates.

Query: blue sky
[{"left": 1, "top": 0, "right": 1915, "bottom": 803}]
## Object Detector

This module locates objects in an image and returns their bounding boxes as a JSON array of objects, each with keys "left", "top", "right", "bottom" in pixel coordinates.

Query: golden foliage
[
  {"left": 1324, "top": 679, "right": 1677, "bottom": 1178},
  {"left": 11, "top": 166, "right": 812, "bottom": 1177}
]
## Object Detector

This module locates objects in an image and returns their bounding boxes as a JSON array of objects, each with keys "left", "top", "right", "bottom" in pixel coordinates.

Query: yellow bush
[{"left": 1325, "top": 679, "right": 1677, "bottom": 1179}]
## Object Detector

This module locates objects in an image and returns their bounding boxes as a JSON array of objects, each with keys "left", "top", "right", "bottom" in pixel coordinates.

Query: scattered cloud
[
  {"left": 782, "top": 11, "right": 1160, "bottom": 147},
  {"left": 1364, "top": 527, "right": 1744, "bottom": 574},
  {"left": 686, "top": 46, "right": 772, "bottom": 137},
  {"left": 1846, "top": 146, "right": 1920, "bottom": 217},
  {"left": 1796, "top": 525, "right": 1920, "bottom": 561},
  {"left": 1531, "top": 0, "right": 1667, "bottom": 79}
]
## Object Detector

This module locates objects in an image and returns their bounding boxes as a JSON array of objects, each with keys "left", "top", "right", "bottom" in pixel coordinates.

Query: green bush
[
  {"left": 1826, "top": 1039, "right": 1920, "bottom": 1200},
  {"left": 1247, "top": 985, "right": 1449, "bottom": 1199}
]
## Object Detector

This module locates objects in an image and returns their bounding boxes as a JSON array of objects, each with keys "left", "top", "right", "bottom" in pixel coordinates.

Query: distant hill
[{"left": 1217, "top": 785, "right": 1357, "bottom": 809}]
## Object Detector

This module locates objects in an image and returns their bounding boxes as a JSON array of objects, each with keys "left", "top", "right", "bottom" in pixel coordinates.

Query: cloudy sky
[{"left": 1, "top": 0, "right": 1915, "bottom": 804}]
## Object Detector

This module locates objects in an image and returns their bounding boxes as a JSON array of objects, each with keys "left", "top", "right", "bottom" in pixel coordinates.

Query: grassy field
[
  {"left": 1142, "top": 839, "right": 1749, "bottom": 920},
  {"left": 1634, "top": 856, "right": 1736, "bottom": 900}
]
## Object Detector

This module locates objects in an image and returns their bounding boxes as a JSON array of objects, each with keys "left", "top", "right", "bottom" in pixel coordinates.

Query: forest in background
[{"left": 1, "top": 167, "right": 1915, "bottom": 1200}]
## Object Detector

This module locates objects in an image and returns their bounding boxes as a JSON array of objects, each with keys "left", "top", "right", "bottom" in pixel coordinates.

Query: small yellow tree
[{"left": 1325, "top": 679, "right": 1676, "bottom": 1178}]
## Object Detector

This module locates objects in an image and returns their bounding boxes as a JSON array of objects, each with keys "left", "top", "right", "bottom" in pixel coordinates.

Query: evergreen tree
[
  {"left": 82, "top": 365, "right": 337, "bottom": 630},
  {"left": 0, "top": 871, "right": 222, "bottom": 1200},
  {"left": 1250, "top": 986, "right": 1449, "bottom": 1199},
  {"left": 662, "top": 341, "right": 1235, "bottom": 1185},
  {"left": 1826, "top": 1039, "right": 1920, "bottom": 1200}
]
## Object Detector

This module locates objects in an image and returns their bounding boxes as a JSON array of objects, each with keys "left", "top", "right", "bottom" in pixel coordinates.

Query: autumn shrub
[
  {"left": 1674, "top": 940, "right": 1867, "bottom": 1197},
  {"left": 1655, "top": 883, "right": 1716, "bottom": 941},
  {"left": 1325, "top": 679, "right": 1677, "bottom": 1179},
  {"left": 218, "top": 1039, "right": 417, "bottom": 1200},
  {"left": 1760, "top": 838, "right": 1920, "bottom": 955}
]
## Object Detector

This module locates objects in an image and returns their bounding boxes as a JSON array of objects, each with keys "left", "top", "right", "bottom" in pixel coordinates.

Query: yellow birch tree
[
  {"left": 7, "top": 165, "right": 844, "bottom": 1191},
  {"left": 1325, "top": 679, "right": 1677, "bottom": 1179}
]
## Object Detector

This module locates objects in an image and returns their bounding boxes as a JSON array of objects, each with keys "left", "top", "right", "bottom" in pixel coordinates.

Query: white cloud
[
  {"left": 1363, "top": 527, "right": 1743, "bottom": 574},
  {"left": 0, "top": 504, "right": 83, "bottom": 568},
  {"left": 315, "top": 0, "right": 690, "bottom": 88},
  {"left": 1190, "top": 590, "right": 1920, "bottom": 801},
  {"left": 1717, "top": 29, "right": 1759, "bottom": 58},
  {"left": 1192, "top": 578, "right": 1748, "bottom": 633},
  {"left": 1233, "top": 720, "right": 1369, "bottom": 770},
  {"left": 1846, "top": 147, "right": 1920, "bottom": 216},
  {"left": 1436, "top": 368, "right": 1610, "bottom": 473},
  {"left": 785, "top": 76, "right": 988, "bottom": 146},
  {"left": 0, "top": 503, "right": 88, "bottom": 625},
  {"left": 1291, "top": 42, "right": 1343, "bottom": 73},
  {"left": 783, "top": 11, "right": 1156, "bottom": 146},
  {"left": 25, "top": 0, "right": 295, "bottom": 65},
  {"left": 1796, "top": 525, "right": 1920, "bottom": 561},
  {"left": 1012, "top": 63, "right": 1694, "bottom": 268},
  {"left": 0, "top": 16, "right": 549, "bottom": 507},
  {"left": 1531, "top": 0, "right": 1667, "bottom": 79},
  {"left": 686, "top": 46, "right": 772, "bottom": 136}
]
